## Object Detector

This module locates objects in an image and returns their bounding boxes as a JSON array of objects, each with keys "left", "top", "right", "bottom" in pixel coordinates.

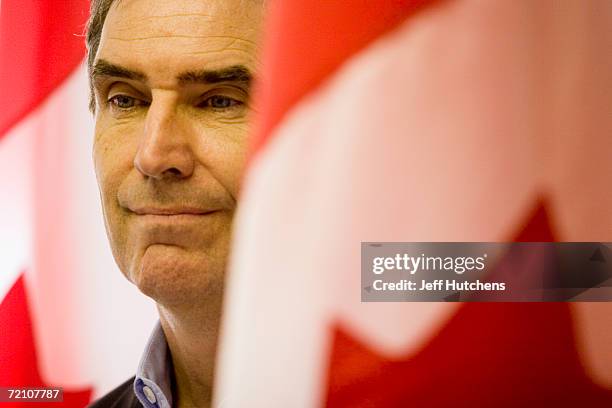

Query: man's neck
[{"left": 157, "top": 294, "right": 223, "bottom": 408}]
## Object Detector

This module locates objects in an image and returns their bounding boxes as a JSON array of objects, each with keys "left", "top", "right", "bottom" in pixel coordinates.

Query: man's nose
[{"left": 134, "top": 98, "right": 195, "bottom": 180}]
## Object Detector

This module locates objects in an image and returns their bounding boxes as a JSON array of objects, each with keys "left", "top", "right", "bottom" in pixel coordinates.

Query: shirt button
[{"left": 143, "top": 386, "right": 157, "bottom": 404}]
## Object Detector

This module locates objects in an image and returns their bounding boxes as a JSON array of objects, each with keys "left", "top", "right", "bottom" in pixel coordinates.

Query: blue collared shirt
[{"left": 133, "top": 323, "right": 174, "bottom": 408}]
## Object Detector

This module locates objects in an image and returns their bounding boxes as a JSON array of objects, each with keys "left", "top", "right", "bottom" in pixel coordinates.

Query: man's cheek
[{"left": 216, "top": 136, "right": 249, "bottom": 197}]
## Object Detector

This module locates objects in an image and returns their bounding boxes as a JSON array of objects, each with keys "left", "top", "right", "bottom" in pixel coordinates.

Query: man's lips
[
  {"left": 126, "top": 206, "right": 221, "bottom": 246},
  {"left": 127, "top": 207, "right": 220, "bottom": 234},
  {"left": 129, "top": 207, "right": 217, "bottom": 216}
]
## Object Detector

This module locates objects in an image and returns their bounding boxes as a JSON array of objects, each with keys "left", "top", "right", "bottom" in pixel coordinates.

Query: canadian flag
[
  {"left": 216, "top": 0, "right": 612, "bottom": 407},
  {"left": 0, "top": 1, "right": 157, "bottom": 406}
]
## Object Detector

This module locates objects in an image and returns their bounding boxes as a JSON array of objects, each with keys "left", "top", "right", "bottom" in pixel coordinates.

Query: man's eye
[
  {"left": 108, "top": 95, "right": 137, "bottom": 109},
  {"left": 201, "top": 95, "right": 242, "bottom": 109}
]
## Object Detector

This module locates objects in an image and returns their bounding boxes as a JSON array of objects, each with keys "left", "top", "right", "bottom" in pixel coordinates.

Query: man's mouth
[{"left": 129, "top": 206, "right": 218, "bottom": 216}]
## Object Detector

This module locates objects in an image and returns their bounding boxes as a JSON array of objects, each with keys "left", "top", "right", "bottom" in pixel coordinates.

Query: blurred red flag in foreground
[{"left": 216, "top": 0, "right": 612, "bottom": 407}]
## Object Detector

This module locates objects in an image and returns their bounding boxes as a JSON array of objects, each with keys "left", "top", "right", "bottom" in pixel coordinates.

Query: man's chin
[{"left": 130, "top": 244, "right": 225, "bottom": 307}]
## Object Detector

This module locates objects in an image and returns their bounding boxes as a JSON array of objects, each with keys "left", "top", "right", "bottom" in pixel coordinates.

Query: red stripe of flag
[{"left": 0, "top": 0, "right": 89, "bottom": 138}]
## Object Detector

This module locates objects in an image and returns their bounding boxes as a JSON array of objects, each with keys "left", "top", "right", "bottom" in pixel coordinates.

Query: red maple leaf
[
  {"left": 0, "top": 274, "right": 92, "bottom": 408},
  {"left": 324, "top": 202, "right": 612, "bottom": 407}
]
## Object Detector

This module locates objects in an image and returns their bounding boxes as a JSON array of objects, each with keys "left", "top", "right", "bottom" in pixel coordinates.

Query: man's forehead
[
  {"left": 106, "top": 0, "right": 258, "bottom": 29},
  {"left": 96, "top": 0, "right": 261, "bottom": 83}
]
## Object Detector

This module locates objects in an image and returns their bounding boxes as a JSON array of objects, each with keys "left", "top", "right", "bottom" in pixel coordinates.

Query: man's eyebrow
[
  {"left": 91, "top": 59, "right": 147, "bottom": 84},
  {"left": 178, "top": 65, "right": 252, "bottom": 88}
]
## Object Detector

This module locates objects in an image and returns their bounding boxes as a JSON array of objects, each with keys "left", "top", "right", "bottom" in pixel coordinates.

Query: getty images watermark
[{"left": 361, "top": 243, "right": 612, "bottom": 302}]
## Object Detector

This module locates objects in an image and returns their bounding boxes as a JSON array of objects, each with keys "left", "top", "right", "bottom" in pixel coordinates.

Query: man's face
[{"left": 92, "top": 0, "right": 262, "bottom": 306}]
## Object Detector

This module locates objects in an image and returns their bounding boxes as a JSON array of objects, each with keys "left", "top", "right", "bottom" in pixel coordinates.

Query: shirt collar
[{"left": 133, "top": 322, "right": 174, "bottom": 408}]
